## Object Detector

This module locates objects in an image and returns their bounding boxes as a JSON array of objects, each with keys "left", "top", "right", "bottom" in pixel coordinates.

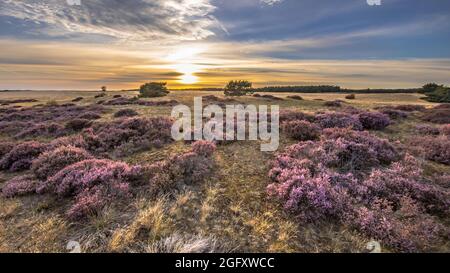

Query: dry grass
[{"left": 0, "top": 90, "right": 447, "bottom": 253}]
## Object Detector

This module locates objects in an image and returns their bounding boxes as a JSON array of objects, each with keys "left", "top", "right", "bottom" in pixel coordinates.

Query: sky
[{"left": 0, "top": 0, "right": 449, "bottom": 90}]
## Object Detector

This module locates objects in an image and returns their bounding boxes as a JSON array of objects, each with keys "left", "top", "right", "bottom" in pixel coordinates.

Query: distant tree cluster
[
  {"left": 256, "top": 85, "right": 341, "bottom": 93},
  {"left": 420, "top": 83, "right": 450, "bottom": 103}
]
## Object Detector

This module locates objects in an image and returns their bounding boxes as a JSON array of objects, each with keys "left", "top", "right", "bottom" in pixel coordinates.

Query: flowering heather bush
[
  {"left": 0, "top": 141, "right": 15, "bottom": 158},
  {"left": 322, "top": 128, "right": 399, "bottom": 166},
  {"left": 114, "top": 109, "right": 139, "bottom": 118},
  {"left": 279, "top": 110, "right": 314, "bottom": 124},
  {"left": 82, "top": 116, "right": 173, "bottom": 156},
  {"left": 0, "top": 121, "right": 33, "bottom": 135},
  {"left": 147, "top": 142, "right": 216, "bottom": 193},
  {"left": 379, "top": 108, "right": 408, "bottom": 120},
  {"left": 394, "top": 105, "right": 426, "bottom": 112},
  {"left": 15, "top": 123, "right": 66, "bottom": 139},
  {"left": 0, "top": 141, "right": 47, "bottom": 172},
  {"left": 361, "top": 155, "right": 449, "bottom": 215},
  {"left": 77, "top": 112, "right": 102, "bottom": 120},
  {"left": 0, "top": 104, "right": 105, "bottom": 125},
  {"left": 47, "top": 135, "right": 88, "bottom": 151},
  {"left": 410, "top": 136, "right": 450, "bottom": 165},
  {"left": 415, "top": 124, "right": 441, "bottom": 136},
  {"left": 282, "top": 120, "right": 321, "bottom": 141},
  {"left": 65, "top": 118, "right": 93, "bottom": 132},
  {"left": 358, "top": 112, "right": 391, "bottom": 130},
  {"left": 421, "top": 105, "right": 450, "bottom": 124},
  {"left": 38, "top": 159, "right": 142, "bottom": 219},
  {"left": 32, "top": 145, "right": 93, "bottom": 180},
  {"left": 2, "top": 175, "right": 37, "bottom": 198},
  {"left": 192, "top": 140, "right": 217, "bottom": 157},
  {"left": 267, "top": 141, "right": 447, "bottom": 251},
  {"left": 441, "top": 124, "right": 450, "bottom": 136},
  {"left": 315, "top": 112, "right": 363, "bottom": 131},
  {"left": 102, "top": 97, "right": 179, "bottom": 107}
]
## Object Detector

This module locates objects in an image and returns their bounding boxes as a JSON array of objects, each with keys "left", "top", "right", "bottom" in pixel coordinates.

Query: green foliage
[
  {"left": 139, "top": 82, "right": 170, "bottom": 98},
  {"left": 421, "top": 83, "right": 450, "bottom": 103},
  {"left": 421, "top": 83, "right": 442, "bottom": 94},
  {"left": 224, "top": 80, "right": 253, "bottom": 96}
]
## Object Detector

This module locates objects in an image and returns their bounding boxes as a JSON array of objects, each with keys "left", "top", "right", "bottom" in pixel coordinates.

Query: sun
[
  {"left": 180, "top": 73, "right": 199, "bottom": 84},
  {"left": 166, "top": 46, "right": 206, "bottom": 85}
]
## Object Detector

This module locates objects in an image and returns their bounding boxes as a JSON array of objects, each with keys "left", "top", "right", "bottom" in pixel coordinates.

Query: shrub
[
  {"left": 32, "top": 146, "right": 93, "bottom": 180},
  {"left": 393, "top": 105, "right": 426, "bottom": 112},
  {"left": 47, "top": 135, "right": 88, "bottom": 151},
  {"left": 0, "top": 141, "right": 15, "bottom": 158},
  {"left": 2, "top": 175, "right": 37, "bottom": 198},
  {"left": 358, "top": 112, "right": 391, "bottom": 130},
  {"left": 279, "top": 110, "right": 314, "bottom": 124},
  {"left": 38, "top": 159, "right": 142, "bottom": 219},
  {"left": 139, "top": 82, "right": 169, "bottom": 98},
  {"left": 15, "top": 123, "right": 66, "bottom": 139},
  {"left": 83, "top": 117, "right": 173, "bottom": 156},
  {"left": 379, "top": 108, "right": 408, "bottom": 120},
  {"left": 253, "top": 94, "right": 261, "bottom": 97},
  {"left": 267, "top": 142, "right": 447, "bottom": 252},
  {"left": 315, "top": 112, "right": 363, "bottom": 130},
  {"left": 282, "top": 120, "right": 321, "bottom": 141},
  {"left": 345, "top": 94, "right": 356, "bottom": 100},
  {"left": 410, "top": 136, "right": 450, "bottom": 165},
  {"left": 287, "top": 95, "right": 303, "bottom": 100},
  {"left": 224, "top": 80, "right": 253, "bottom": 97},
  {"left": 114, "top": 109, "right": 139, "bottom": 118},
  {"left": 77, "top": 112, "right": 102, "bottom": 120},
  {"left": 113, "top": 95, "right": 122, "bottom": 98},
  {"left": 95, "top": 93, "right": 106, "bottom": 98},
  {"left": 324, "top": 100, "right": 342, "bottom": 107},
  {"left": 192, "top": 140, "right": 217, "bottom": 157},
  {"left": 322, "top": 128, "right": 399, "bottom": 166},
  {"left": 361, "top": 155, "right": 449, "bottom": 215},
  {"left": 72, "top": 97, "right": 83, "bottom": 102},
  {"left": 441, "top": 124, "right": 450, "bottom": 136},
  {"left": 415, "top": 125, "right": 440, "bottom": 136},
  {"left": 0, "top": 141, "right": 47, "bottom": 171},
  {"left": 261, "top": 94, "right": 283, "bottom": 100},
  {"left": 65, "top": 119, "right": 92, "bottom": 131},
  {"left": 422, "top": 86, "right": 450, "bottom": 103},
  {"left": 147, "top": 142, "right": 216, "bottom": 193},
  {"left": 422, "top": 105, "right": 450, "bottom": 124}
]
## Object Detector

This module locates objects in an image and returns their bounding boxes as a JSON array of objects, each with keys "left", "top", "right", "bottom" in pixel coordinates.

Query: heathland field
[{"left": 0, "top": 90, "right": 448, "bottom": 253}]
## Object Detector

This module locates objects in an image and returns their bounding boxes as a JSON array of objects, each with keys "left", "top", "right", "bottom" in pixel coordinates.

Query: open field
[{"left": 0, "top": 90, "right": 448, "bottom": 253}]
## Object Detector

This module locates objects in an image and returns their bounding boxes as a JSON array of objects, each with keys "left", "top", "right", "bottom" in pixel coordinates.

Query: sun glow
[{"left": 166, "top": 46, "right": 206, "bottom": 85}]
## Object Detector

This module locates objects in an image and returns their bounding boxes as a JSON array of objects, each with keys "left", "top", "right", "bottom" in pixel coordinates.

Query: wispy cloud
[{"left": 0, "top": 0, "right": 221, "bottom": 42}]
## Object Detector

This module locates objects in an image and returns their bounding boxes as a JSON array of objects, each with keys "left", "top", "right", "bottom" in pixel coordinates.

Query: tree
[
  {"left": 421, "top": 83, "right": 441, "bottom": 94},
  {"left": 139, "top": 82, "right": 170, "bottom": 98},
  {"left": 101, "top": 86, "right": 107, "bottom": 92},
  {"left": 422, "top": 85, "right": 450, "bottom": 103},
  {"left": 224, "top": 80, "right": 253, "bottom": 96}
]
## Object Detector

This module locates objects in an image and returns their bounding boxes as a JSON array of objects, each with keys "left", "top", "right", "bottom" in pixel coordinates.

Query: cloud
[
  {"left": 260, "top": 0, "right": 283, "bottom": 6},
  {"left": 0, "top": 0, "right": 220, "bottom": 42},
  {"left": 1, "top": 38, "right": 449, "bottom": 90}
]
